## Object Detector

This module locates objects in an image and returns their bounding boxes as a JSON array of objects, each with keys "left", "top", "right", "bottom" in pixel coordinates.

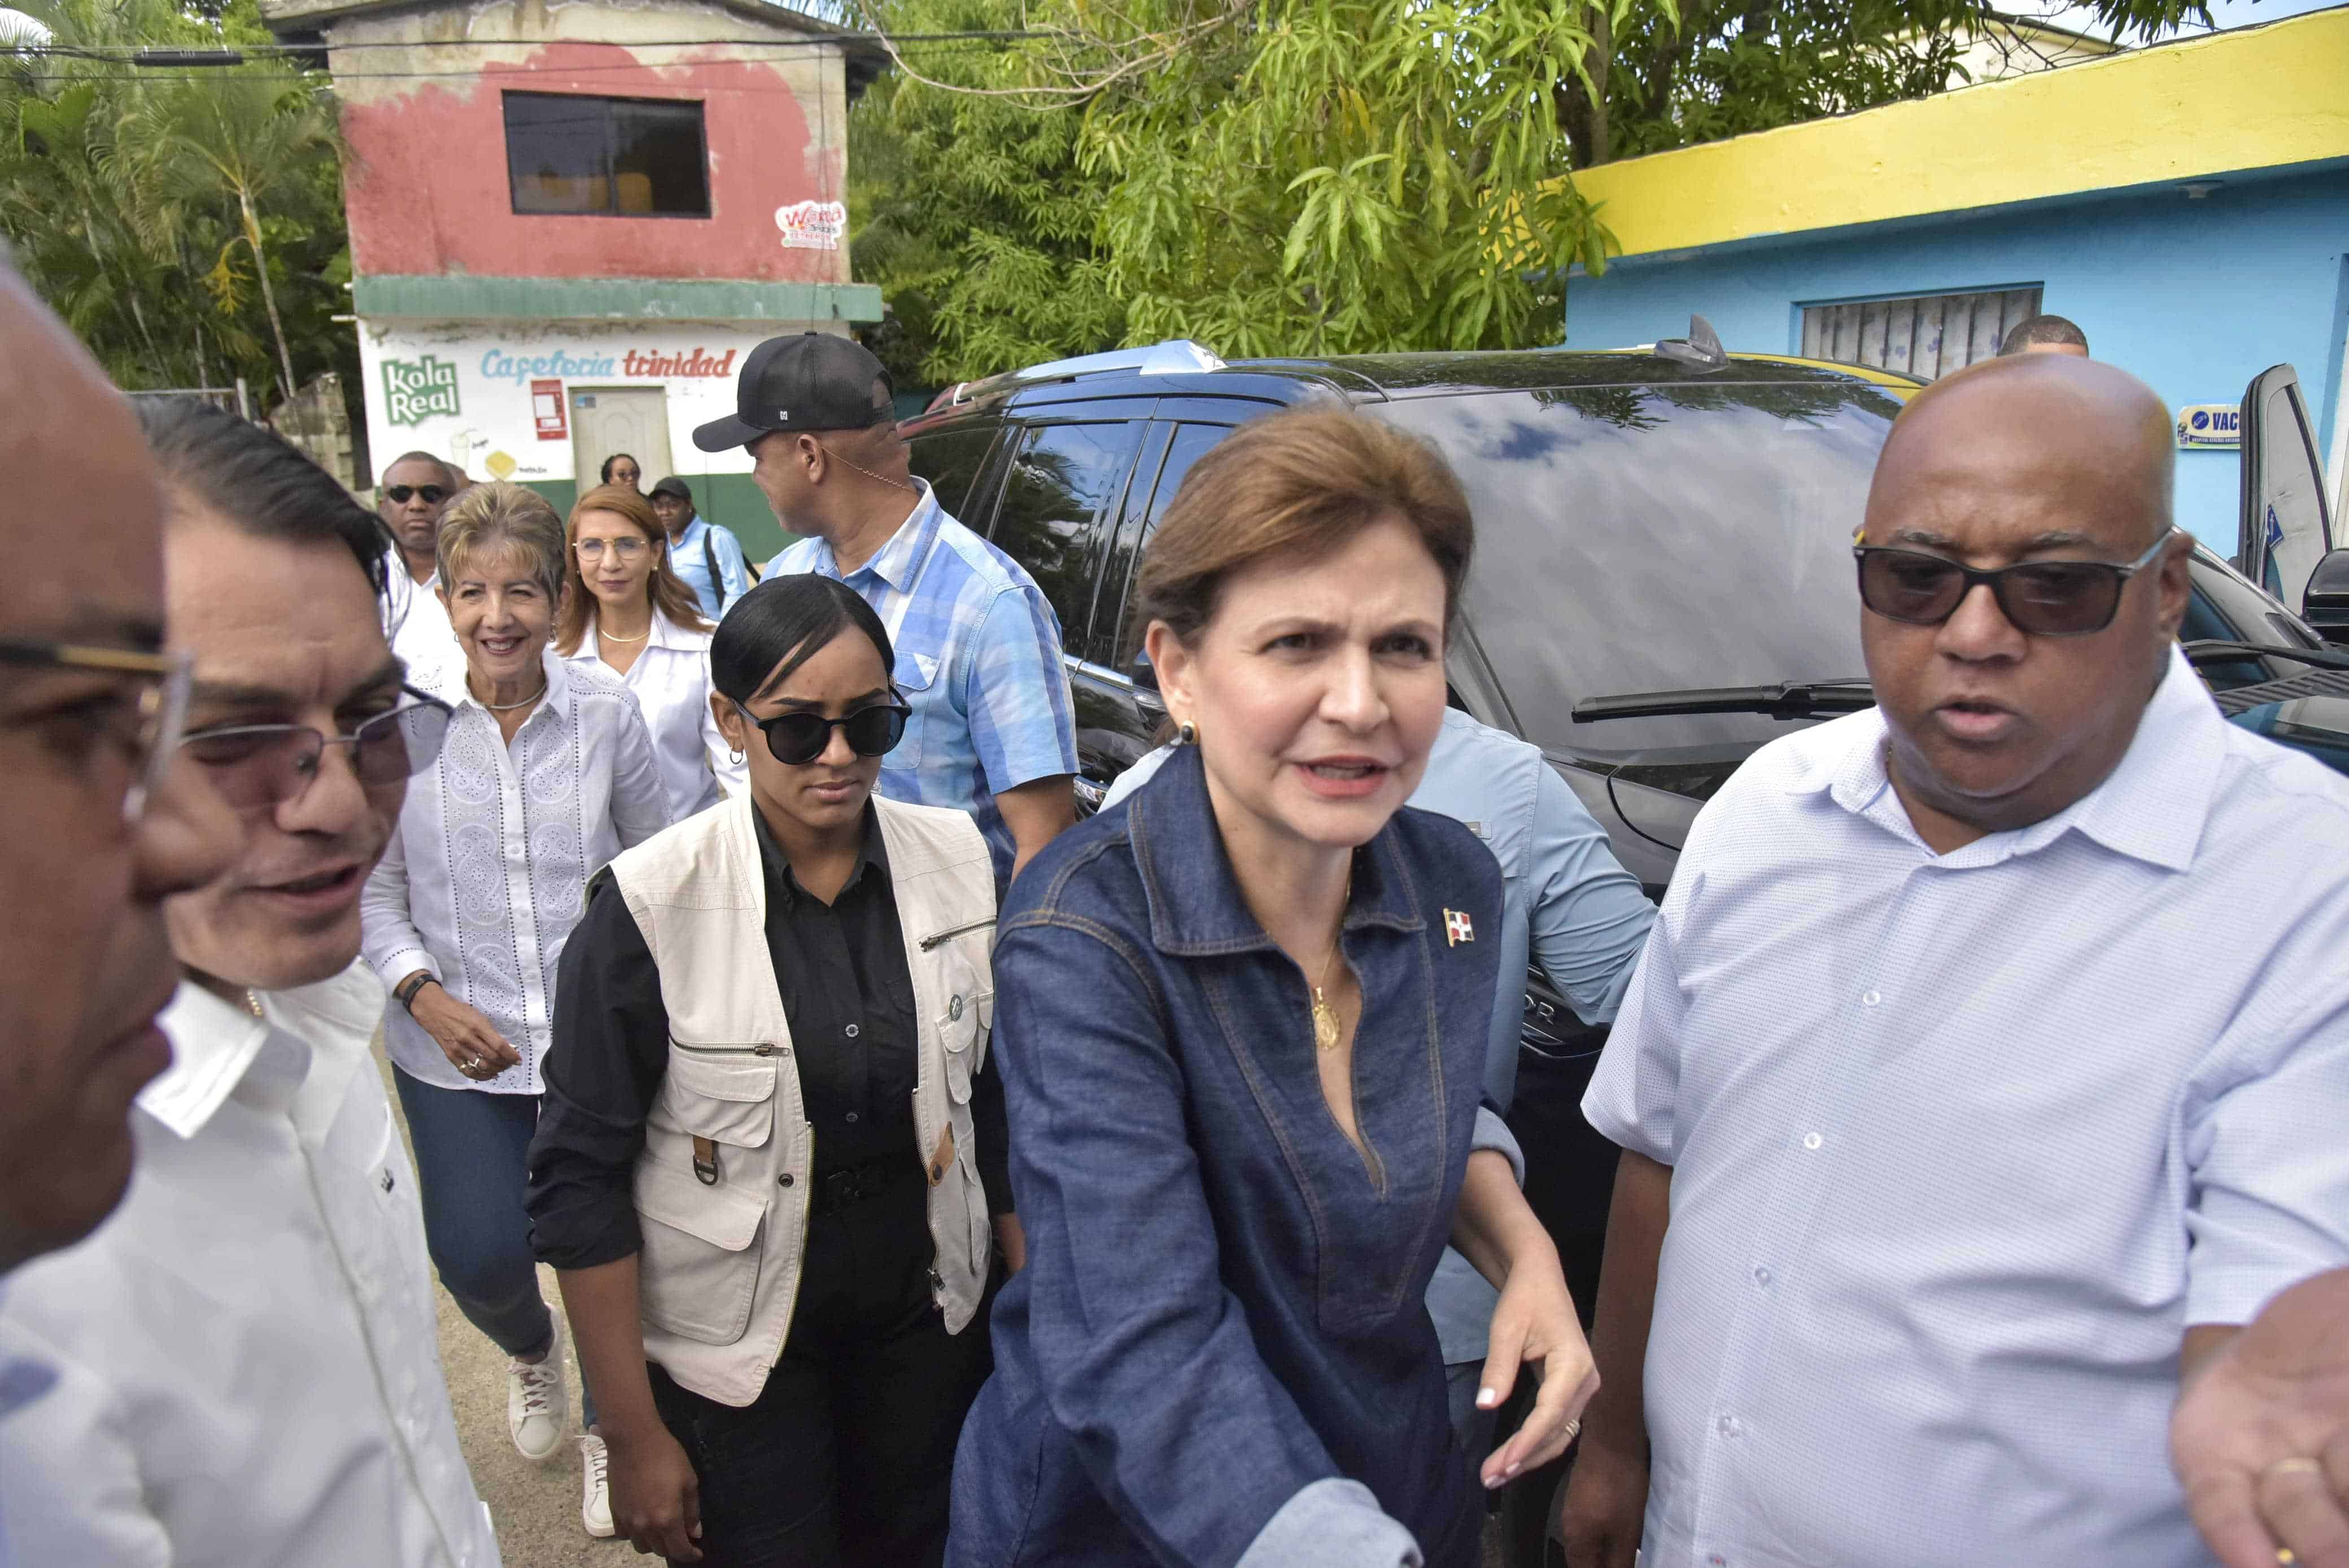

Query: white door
[{"left": 570, "top": 386, "right": 673, "bottom": 492}]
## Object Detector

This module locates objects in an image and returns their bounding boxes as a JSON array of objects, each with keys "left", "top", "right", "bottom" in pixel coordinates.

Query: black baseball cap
[
  {"left": 648, "top": 475, "right": 693, "bottom": 502},
  {"left": 692, "top": 331, "right": 895, "bottom": 453}
]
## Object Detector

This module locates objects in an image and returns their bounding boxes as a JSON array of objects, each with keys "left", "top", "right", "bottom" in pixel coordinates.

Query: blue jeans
[{"left": 394, "top": 1067, "right": 597, "bottom": 1429}]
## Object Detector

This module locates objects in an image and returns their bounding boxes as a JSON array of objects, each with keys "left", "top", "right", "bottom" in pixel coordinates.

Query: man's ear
[{"left": 2152, "top": 530, "right": 2193, "bottom": 642}]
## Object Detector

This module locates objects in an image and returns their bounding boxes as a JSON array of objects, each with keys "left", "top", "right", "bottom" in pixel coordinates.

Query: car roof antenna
[{"left": 1656, "top": 315, "right": 1728, "bottom": 370}]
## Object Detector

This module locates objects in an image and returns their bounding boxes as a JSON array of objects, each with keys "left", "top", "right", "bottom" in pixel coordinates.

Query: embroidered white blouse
[
  {"left": 561, "top": 609, "right": 745, "bottom": 822},
  {"left": 361, "top": 648, "right": 671, "bottom": 1095}
]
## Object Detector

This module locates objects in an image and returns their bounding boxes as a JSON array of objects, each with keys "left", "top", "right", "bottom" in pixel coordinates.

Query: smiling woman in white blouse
[
  {"left": 359, "top": 481, "right": 672, "bottom": 1543},
  {"left": 554, "top": 483, "right": 744, "bottom": 821}
]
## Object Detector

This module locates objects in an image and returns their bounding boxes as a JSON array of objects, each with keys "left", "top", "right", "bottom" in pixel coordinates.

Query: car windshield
[{"left": 1377, "top": 381, "right": 1901, "bottom": 803}]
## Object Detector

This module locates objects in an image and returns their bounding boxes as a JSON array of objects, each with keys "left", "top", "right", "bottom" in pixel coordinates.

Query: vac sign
[
  {"left": 382, "top": 356, "right": 462, "bottom": 427},
  {"left": 2175, "top": 403, "right": 2241, "bottom": 451}
]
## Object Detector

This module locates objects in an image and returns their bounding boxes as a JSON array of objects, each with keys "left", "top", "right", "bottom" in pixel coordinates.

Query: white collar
[
  {"left": 140, "top": 982, "right": 313, "bottom": 1139},
  {"left": 574, "top": 608, "right": 706, "bottom": 661},
  {"left": 444, "top": 645, "right": 572, "bottom": 721}
]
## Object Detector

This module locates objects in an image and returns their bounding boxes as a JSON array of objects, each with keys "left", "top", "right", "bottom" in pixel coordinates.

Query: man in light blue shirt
[
  {"left": 1564, "top": 355, "right": 2349, "bottom": 1568},
  {"left": 648, "top": 476, "right": 753, "bottom": 619},
  {"left": 1103, "top": 704, "right": 1656, "bottom": 1452},
  {"left": 700, "top": 331, "right": 1077, "bottom": 885}
]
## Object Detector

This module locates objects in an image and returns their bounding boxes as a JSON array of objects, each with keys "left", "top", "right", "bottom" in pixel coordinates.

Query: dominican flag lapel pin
[{"left": 1444, "top": 909, "right": 1475, "bottom": 946}]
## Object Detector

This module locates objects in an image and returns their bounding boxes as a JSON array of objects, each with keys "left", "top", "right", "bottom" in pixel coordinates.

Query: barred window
[{"left": 1800, "top": 287, "right": 2044, "bottom": 379}]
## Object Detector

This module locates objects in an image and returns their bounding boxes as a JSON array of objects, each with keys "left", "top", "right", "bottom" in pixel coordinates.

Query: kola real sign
[{"left": 382, "top": 356, "right": 462, "bottom": 426}]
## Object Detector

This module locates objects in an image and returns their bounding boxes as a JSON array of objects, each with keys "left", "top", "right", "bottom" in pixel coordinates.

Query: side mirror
[
  {"left": 1128, "top": 652, "right": 1160, "bottom": 692},
  {"left": 2305, "top": 548, "right": 2349, "bottom": 646}
]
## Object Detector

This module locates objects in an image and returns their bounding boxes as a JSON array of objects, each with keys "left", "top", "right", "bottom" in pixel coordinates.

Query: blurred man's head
[
  {"left": 0, "top": 278, "right": 237, "bottom": 1273},
  {"left": 1858, "top": 354, "right": 2186, "bottom": 852},
  {"left": 649, "top": 475, "right": 695, "bottom": 539},
  {"left": 141, "top": 403, "right": 422, "bottom": 994},
  {"left": 378, "top": 451, "right": 454, "bottom": 577},
  {"left": 1998, "top": 315, "right": 2090, "bottom": 359}
]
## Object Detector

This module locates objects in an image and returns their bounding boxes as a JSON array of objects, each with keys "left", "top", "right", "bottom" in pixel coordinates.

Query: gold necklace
[
  {"left": 598, "top": 614, "right": 652, "bottom": 644},
  {"left": 1310, "top": 871, "right": 1352, "bottom": 1052}
]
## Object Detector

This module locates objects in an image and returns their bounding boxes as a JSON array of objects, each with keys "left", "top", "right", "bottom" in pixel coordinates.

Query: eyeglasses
[
  {"left": 177, "top": 690, "right": 455, "bottom": 813},
  {"left": 0, "top": 639, "right": 192, "bottom": 822},
  {"left": 735, "top": 697, "right": 910, "bottom": 766},
  {"left": 1853, "top": 530, "right": 2176, "bottom": 637},
  {"left": 385, "top": 485, "right": 448, "bottom": 506},
  {"left": 574, "top": 538, "right": 650, "bottom": 564}
]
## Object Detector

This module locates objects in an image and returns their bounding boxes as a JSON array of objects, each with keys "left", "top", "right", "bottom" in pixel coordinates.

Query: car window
[
  {"left": 1377, "top": 384, "right": 1900, "bottom": 803},
  {"left": 1107, "top": 422, "right": 1229, "bottom": 671},
  {"left": 990, "top": 421, "right": 1146, "bottom": 658},
  {"left": 906, "top": 426, "right": 999, "bottom": 519}
]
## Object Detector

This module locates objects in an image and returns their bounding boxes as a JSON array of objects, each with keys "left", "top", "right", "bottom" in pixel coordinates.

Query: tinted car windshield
[{"left": 1376, "top": 381, "right": 1902, "bottom": 798}]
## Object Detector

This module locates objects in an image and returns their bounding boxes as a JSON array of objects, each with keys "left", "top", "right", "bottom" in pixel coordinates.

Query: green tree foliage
[
  {"left": 0, "top": 0, "right": 350, "bottom": 407},
  {"left": 853, "top": 0, "right": 2215, "bottom": 371}
]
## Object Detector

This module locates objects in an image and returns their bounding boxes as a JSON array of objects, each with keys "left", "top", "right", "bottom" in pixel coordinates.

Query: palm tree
[{"left": 124, "top": 67, "right": 341, "bottom": 405}]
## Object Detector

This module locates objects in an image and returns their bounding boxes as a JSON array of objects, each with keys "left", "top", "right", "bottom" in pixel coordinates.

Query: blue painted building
[{"left": 1558, "top": 7, "right": 2349, "bottom": 551}]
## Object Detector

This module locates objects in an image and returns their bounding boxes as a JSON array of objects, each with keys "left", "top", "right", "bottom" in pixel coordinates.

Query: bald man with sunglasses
[{"left": 1561, "top": 355, "right": 2349, "bottom": 1568}]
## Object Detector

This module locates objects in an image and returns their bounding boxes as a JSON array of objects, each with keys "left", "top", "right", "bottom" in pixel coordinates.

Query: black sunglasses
[
  {"left": 735, "top": 697, "right": 910, "bottom": 767},
  {"left": 1853, "top": 531, "right": 2175, "bottom": 637},
  {"left": 385, "top": 484, "right": 448, "bottom": 505},
  {"left": 178, "top": 690, "right": 455, "bottom": 813}
]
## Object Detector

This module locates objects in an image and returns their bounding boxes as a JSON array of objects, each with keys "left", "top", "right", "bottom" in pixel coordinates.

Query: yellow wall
[{"left": 1568, "top": 7, "right": 2349, "bottom": 260}]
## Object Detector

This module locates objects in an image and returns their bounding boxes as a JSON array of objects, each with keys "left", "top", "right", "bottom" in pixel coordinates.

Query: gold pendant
[{"left": 1312, "top": 988, "right": 1340, "bottom": 1051}]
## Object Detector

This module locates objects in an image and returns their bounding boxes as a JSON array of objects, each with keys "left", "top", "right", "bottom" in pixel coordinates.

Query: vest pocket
[
  {"left": 636, "top": 1155, "right": 766, "bottom": 1345},
  {"left": 937, "top": 952, "right": 995, "bottom": 1106},
  {"left": 652, "top": 1049, "right": 779, "bottom": 1150}
]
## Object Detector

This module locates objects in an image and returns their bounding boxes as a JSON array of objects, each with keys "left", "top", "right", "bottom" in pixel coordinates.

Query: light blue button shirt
[
  {"left": 0, "top": 1282, "right": 55, "bottom": 1568},
  {"left": 667, "top": 514, "right": 753, "bottom": 619},
  {"left": 1103, "top": 705, "right": 1656, "bottom": 1360},
  {"left": 765, "top": 484, "right": 1079, "bottom": 885},
  {"left": 1584, "top": 648, "right": 2349, "bottom": 1568}
]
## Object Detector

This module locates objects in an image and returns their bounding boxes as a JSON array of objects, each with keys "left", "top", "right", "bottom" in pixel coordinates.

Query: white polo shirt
[
  {"left": 0, "top": 966, "right": 500, "bottom": 1566},
  {"left": 1586, "top": 648, "right": 2349, "bottom": 1568}
]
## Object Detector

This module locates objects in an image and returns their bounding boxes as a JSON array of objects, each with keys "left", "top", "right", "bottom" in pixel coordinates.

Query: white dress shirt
[
  {"left": 362, "top": 648, "right": 670, "bottom": 1096},
  {"left": 563, "top": 608, "right": 744, "bottom": 821},
  {"left": 383, "top": 561, "right": 461, "bottom": 687},
  {"left": 0, "top": 968, "right": 501, "bottom": 1567},
  {"left": 1584, "top": 649, "right": 2349, "bottom": 1568}
]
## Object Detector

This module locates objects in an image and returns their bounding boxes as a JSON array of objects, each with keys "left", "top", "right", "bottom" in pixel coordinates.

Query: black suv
[{"left": 900, "top": 337, "right": 2346, "bottom": 1562}]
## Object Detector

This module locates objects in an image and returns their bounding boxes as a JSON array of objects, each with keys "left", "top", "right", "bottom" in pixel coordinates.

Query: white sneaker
[
  {"left": 580, "top": 1434, "right": 614, "bottom": 1538},
  {"left": 507, "top": 1316, "right": 569, "bottom": 1462}
]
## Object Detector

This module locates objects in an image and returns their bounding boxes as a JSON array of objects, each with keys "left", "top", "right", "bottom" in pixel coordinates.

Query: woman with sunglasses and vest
[
  {"left": 557, "top": 484, "right": 745, "bottom": 821},
  {"left": 527, "top": 573, "right": 1019, "bottom": 1568}
]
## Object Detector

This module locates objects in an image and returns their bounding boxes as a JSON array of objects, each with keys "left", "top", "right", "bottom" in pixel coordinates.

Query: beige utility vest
[{"left": 606, "top": 793, "right": 999, "bottom": 1408}]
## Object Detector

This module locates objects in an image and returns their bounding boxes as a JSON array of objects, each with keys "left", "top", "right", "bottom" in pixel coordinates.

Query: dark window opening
[{"left": 504, "top": 92, "right": 710, "bottom": 219}]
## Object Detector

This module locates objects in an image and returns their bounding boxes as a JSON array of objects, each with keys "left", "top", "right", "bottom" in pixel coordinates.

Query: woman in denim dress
[{"left": 949, "top": 410, "right": 1598, "bottom": 1568}]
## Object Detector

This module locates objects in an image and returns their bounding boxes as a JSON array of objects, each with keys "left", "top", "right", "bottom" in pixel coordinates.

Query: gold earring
[{"left": 1177, "top": 720, "right": 1198, "bottom": 745}]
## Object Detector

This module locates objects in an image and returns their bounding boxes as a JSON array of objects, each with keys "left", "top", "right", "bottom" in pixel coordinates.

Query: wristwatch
[{"left": 395, "top": 973, "right": 438, "bottom": 1013}]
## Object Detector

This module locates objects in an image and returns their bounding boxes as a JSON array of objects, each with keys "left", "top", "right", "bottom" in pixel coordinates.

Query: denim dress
[{"left": 949, "top": 744, "right": 1505, "bottom": 1568}]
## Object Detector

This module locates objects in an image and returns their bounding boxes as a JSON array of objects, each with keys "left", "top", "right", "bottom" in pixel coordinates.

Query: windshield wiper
[
  {"left": 1573, "top": 678, "right": 1876, "bottom": 723},
  {"left": 2180, "top": 640, "right": 2349, "bottom": 674}
]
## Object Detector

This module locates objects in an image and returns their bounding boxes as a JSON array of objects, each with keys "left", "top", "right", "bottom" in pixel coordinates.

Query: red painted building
[{"left": 264, "top": 0, "right": 885, "bottom": 554}]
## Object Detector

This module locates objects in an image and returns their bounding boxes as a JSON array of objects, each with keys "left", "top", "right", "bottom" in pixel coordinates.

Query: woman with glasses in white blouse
[
  {"left": 359, "top": 481, "right": 672, "bottom": 1542},
  {"left": 555, "top": 484, "right": 744, "bottom": 821}
]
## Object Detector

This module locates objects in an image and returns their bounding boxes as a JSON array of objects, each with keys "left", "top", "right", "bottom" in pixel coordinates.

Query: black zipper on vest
[{"left": 918, "top": 916, "right": 997, "bottom": 952}]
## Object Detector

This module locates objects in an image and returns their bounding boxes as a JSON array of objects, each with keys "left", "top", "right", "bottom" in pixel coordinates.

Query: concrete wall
[
  {"left": 1562, "top": 165, "right": 2349, "bottom": 552},
  {"left": 356, "top": 316, "right": 828, "bottom": 560},
  {"left": 329, "top": 0, "right": 852, "bottom": 285}
]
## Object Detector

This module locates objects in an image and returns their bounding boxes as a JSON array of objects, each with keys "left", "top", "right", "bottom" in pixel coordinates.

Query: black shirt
[{"left": 527, "top": 805, "right": 1012, "bottom": 1273}]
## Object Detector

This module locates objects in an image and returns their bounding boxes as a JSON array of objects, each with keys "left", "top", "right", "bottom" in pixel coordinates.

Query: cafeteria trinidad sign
[{"left": 383, "top": 356, "right": 461, "bottom": 426}]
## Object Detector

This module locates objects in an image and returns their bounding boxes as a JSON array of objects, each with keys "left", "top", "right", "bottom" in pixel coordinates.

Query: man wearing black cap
[
  {"left": 695, "top": 331, "right": 1076, "bottom": 884},
  {"left": 648, "top": 475, "right": 752, "bottom": 618}
]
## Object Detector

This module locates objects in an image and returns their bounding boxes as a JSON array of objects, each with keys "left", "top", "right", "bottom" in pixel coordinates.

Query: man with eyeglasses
[
  {"left": 1561, "top": 353, "right": 2349, "bottom": 1568},
  {"left": 0, "top": 276, "right": 239, "bottom": 1568},
  {"left": 379, "top": 449, "right": 462, "bottom": 683},
  {"left": 0, "top": 402, "right": 499, "bottom": 1566}
]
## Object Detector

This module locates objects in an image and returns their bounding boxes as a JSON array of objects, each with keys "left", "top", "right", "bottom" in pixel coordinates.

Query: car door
[
  {"left": 2237, "top": 364, "right": 2335, "bottom": 612},
  {"left": 1077, "top": 420, "right": 1239, "bottom": 807},
  {"left": 978, "top": 411, "right": 1152, "bottom": 807}
]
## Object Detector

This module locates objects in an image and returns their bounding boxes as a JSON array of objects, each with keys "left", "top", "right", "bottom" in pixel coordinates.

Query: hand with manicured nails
[
  {"left": 2173, "top": 1270, "right": 2349, "bottom": 1568},
  {"left": 1476, "top": 1247, "right": 1601, "bottom": 1491},
  {"left": 402, "top": 974, "right": 524, "bottom": 1077},
  {"left": 607, "top": 1422, "right": 705, "bottom": 1562}
]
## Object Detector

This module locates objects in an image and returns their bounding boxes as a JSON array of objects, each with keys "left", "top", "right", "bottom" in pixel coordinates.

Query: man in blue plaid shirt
[{"left": 697, "top": 332, "right": 1077, "bottom": 885}]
